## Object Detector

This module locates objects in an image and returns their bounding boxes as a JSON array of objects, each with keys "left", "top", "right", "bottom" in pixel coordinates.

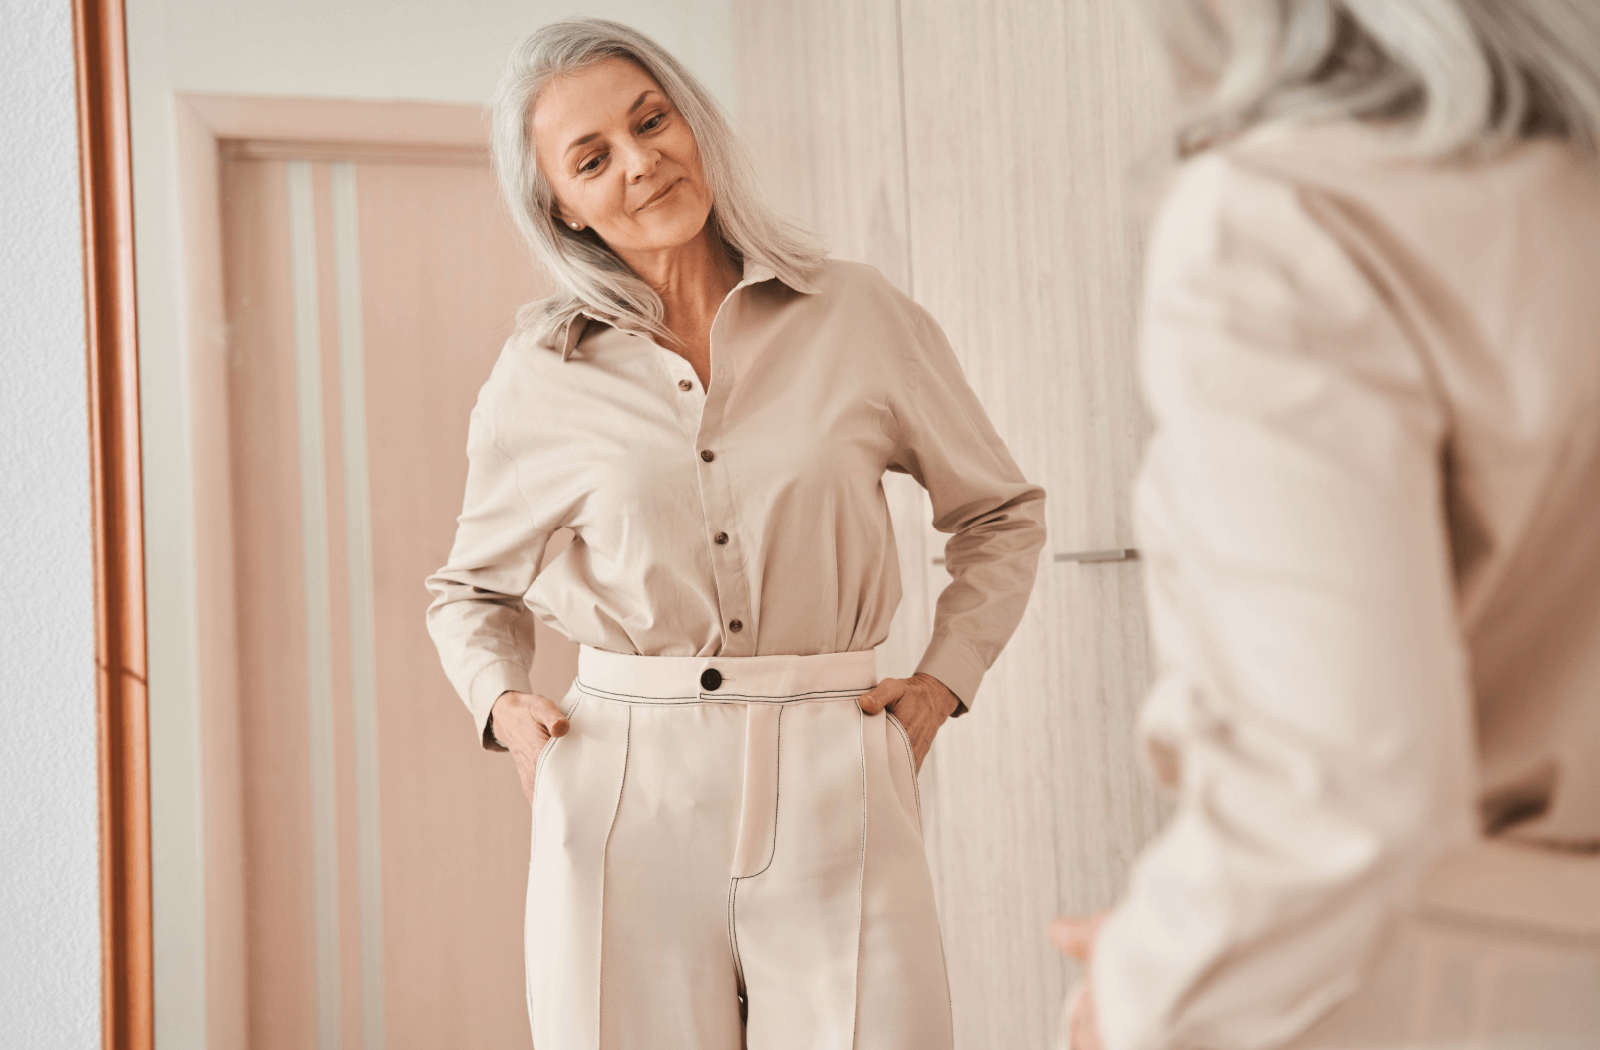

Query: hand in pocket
[
  {"left": 856, "top": 673, "right": 960, "bottom": 772},
  {"left": 490, "top": 690, "right": 570, "bottom": 803}
]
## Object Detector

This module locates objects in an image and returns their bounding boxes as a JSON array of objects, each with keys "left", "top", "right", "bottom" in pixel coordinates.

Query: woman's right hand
[{"left": 491, "top": 690, "right": 571, "bottom": 803}]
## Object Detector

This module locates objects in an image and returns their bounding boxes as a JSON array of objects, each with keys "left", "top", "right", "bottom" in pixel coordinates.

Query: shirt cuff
[
  {"left": 915, "top": 637, "right": 985, "bottom": 716},
  {"left": 468, "top": 660, "right": 532, "bottom": 751}
]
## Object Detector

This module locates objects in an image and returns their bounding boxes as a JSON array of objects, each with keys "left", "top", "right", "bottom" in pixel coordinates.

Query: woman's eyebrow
[
  {"left": 563, "top": 132, "right": 601, "bottom": 158},
  {"left": 563, "top": 91, "right": 661, "bottom": 158}
]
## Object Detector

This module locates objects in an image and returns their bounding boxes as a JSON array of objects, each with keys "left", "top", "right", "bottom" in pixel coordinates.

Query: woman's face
[{"left": 531, "top": 57, "right": 713, "bottom": 260}]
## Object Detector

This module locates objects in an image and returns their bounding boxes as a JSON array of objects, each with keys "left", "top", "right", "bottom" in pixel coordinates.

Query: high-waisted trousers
[{"left": 525, "top": 646, "right": 954, "bottom": 1050}]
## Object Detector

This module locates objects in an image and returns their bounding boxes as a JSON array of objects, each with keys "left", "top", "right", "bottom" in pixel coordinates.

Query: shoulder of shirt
[
  {"left": 1147, "top": 123, "right": 1411, "bottom": 290},
  {"left": 468, "top": 304, "right": 571, "bottom": 417},
  {"left": 1164, "top": 120, "right": 1586, "bottom": 242},
  {"left": 804, "top": 257, "right": 928, "bottom": 329}
]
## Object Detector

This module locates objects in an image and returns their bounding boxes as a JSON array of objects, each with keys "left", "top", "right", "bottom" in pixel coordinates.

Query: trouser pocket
[{"left": 885, "top": 710, "right": 922, "bottom": 826}]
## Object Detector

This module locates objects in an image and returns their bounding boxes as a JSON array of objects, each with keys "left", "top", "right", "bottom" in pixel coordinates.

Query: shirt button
[
  {"left": 678, "top": 379, "right": 693, "bottom": 392},
  {"left": 728, "top": 619, "right": 743, "bottom": 633},
  {"left": 714, "top": 531, "right": 729, "bottom": 545},
  {"left": 700, "top": 449, "right": 715, "bottom": 462}
]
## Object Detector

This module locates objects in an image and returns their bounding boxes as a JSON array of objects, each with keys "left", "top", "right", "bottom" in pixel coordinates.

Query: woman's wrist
[{"left": 911, "top": 672, "right": 961, "bottom": 717}]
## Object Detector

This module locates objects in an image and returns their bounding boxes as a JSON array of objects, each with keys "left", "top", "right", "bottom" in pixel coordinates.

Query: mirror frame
[{"left": 74, "top": 0, "right": 153, "bottom": 1047}]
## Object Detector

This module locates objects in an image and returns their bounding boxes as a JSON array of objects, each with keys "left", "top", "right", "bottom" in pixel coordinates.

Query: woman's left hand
[{"left": 857, "top": 673, "right": 960, "bottom": 771}]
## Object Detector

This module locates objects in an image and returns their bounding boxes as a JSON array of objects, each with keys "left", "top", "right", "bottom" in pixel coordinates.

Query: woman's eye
[
  {"left": 578, "top": 153, "right": 605, "bottom": 175},
  {"left": 640, "top": 113, "right": 665, "bottom": 133}
]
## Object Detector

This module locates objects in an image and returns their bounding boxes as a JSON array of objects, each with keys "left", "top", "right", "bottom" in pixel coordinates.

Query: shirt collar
[{"left": 551, "top": 258, "right": 821, "bottom": 361}]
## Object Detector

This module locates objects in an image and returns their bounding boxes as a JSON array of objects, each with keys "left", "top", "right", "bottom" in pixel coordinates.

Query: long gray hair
[
  {"left": 492, "top": 18, "right": 824, "bottom": 346},
  {"left": 1140, "top": 0, "right": 1600, "bottom": 158}
]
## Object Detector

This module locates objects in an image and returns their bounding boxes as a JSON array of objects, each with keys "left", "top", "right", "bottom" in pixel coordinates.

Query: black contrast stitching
[
  {"left": 850, "top": 703, "right": 867, "bottom": 1048},
  {"left": 742, "top": 706, "right": 782, "bottom": 880},
  {"left": 529, "top": 695, "right": 584, "bottom": 857},
  {"left": 575, "top": 682, "right": 697, "bottom": 703},
  {"left": 711, "top": 689, "right": 865, "bottom": 702},
  {"left": 886, "top": 711, "right": 922, "bottom": 821},
  {"left": 727, "top": 879, "right": 745, "bottom": 994},
  {"left": 593, "top": 705, "right": 631, "bottom": 1047},
  {"left": 576, "top": 680, "right": 868, "bottom": 706}
]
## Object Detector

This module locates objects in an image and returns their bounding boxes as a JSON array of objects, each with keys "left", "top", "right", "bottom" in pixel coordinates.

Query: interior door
[{"left": 217, "top": 142, "right": 572, "bottom": 1050}]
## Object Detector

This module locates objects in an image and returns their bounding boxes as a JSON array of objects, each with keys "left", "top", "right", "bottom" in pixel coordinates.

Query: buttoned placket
[{"left": 689, "top": 275, "right": 763, "bottom": 656}]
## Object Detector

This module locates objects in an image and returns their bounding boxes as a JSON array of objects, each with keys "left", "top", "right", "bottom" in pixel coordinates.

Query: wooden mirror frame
[{"left": 75, "top": 0, "right": 154, "bottom": 1046}]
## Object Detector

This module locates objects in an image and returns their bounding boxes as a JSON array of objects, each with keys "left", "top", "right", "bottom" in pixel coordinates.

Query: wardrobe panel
[
  {"left": 730, "top": 0, "right": 910, "bottom": 288},
  {"left": 899, "top": 2, "right": 1172, "bottom": 1045}
]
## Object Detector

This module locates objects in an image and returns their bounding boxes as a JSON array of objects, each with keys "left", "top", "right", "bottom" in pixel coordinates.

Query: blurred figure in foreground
[{"left": 1058, "top": 2, "right": 1600, "bottom": 1047}]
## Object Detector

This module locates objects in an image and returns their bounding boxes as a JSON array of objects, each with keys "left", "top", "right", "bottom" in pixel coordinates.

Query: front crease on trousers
[{"left": 525, "top": 651, "right": 951, "bottom": 1050}]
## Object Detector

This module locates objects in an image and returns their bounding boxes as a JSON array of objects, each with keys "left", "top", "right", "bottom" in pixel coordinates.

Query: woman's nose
[{"left": 624, "top": 144, "right": 660, "bottom": 183}]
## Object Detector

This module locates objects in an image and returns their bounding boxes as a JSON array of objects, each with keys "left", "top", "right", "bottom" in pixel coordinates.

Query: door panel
[{"left": 219, "top": 149, "right": 568, "bottom": 1049}]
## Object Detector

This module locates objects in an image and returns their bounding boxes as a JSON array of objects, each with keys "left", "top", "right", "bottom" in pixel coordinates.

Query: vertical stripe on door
[
  {"left": 331, "top": 160, "right": 387, "bottom": 1050},
  {"left": 286, "top": 159, "right": 343, "bottom": 1050}
]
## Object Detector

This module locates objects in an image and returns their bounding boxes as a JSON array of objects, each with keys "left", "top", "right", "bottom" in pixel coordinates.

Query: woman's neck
[{"left": 618, "top": 228, "right": 740, "bottom": 387}]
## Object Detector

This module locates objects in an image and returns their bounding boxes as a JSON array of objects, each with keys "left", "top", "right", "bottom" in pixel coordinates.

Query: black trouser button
[{"left": 700, "top": 668, "right": 722, "bottom": 691}]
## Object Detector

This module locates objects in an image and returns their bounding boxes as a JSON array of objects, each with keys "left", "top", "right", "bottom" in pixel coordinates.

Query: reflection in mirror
[
  {"left": 133, "top": 6, "right": 735, "bottom": 1048},
  {"left": 131, "top": 1, "right": 1170, "bottom": 1048}
]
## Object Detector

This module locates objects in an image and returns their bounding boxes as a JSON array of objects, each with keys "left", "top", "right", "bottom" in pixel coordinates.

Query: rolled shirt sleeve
[
  {"left": 890, "top": 303, "right": 1048, "bottom": 710},
  {"left": 1092, "top": 155, "right": 1480, "bottom": 1048},
  {"left": 426, "top": 393, "right": 553, "bottom": 749}
]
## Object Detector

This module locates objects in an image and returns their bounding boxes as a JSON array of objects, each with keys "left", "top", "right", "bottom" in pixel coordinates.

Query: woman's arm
[
  {"left": 887, "top": 305, "right": 1048, "bottom": 711},
  {"left": 1091, "top": 156, "right": 1480, "bottom": 1050},
  {"left": 426, "top": 394, "right": 555, "bottom": 749}
]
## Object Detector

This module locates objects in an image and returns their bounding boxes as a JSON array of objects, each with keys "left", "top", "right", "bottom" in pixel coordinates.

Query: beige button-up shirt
[
  {"left": 426, "top": 258, "right": 1046, "bottom": 745},
  {"left": 1095, "top": 123, "right": 1600, "bottom": 1049}
]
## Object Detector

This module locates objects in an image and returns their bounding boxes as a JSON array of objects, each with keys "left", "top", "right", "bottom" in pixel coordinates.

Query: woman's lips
[{"left": 637, "top": 178, "right": 682, "bottom": 213}]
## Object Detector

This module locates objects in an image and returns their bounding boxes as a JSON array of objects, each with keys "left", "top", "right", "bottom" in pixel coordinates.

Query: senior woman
[
  {"left": 425, "top": 18, "right": 1045, "bottom": 1050},
  {"left": 1056, "top": 2, "right": 1600, "bottom": 1048}
]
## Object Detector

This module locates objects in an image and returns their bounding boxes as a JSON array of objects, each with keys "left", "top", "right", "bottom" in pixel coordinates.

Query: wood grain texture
[
  {"left": 899, "top": 3, "right": 1172, "bottom": 1045},
  {"left": 75, "top": 0, "right": 154, "bottom": 1047},
  {"left": 731, "top": 0, "right": 911, "bottom": 289}
]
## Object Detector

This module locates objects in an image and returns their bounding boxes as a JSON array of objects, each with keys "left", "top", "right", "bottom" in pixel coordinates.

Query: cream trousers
[{"left": 525, "top": 647, "right": 954, "bottom": 1050}]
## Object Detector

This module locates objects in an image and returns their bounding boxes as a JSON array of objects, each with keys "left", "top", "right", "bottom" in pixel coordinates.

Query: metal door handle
[
  {"left": 932, "top": 548, "right": 1139, "bottom": 567},
  {"left": 1053, "top": 548, "right": 1139, "bottom": 563}
]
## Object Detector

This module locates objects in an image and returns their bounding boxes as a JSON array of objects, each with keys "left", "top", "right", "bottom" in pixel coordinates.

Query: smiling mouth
[{"left": 637, "top": 178, "right": 682, "bottom": 212}]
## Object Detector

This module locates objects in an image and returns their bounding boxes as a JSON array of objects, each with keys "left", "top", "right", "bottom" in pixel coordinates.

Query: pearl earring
[{"left": 569, "top": 222, "right": 581, "bottom": 230}]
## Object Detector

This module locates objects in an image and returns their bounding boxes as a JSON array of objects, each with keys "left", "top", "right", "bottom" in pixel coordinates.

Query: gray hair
[
  {"left": 1139, "top": 0, "right": 1600, "bottom": 158},
  {"left": 491, "top": 18, "right": 824, "bottom": 345}
]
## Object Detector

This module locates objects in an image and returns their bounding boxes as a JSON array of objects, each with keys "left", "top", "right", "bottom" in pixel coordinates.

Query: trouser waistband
[{"left": 575, "top": 645, "right": 878, "bottom": 703}]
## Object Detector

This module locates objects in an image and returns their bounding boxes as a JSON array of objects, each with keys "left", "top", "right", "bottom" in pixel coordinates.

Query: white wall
[
  {"left": 124, "top": 4, "right": 736, "bottom": 1047},
  {"left": 0, "top": 0, "right": 102, "bottom": 1048}
]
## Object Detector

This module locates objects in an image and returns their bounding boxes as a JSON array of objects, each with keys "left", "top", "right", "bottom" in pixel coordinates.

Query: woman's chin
[{"left": 623, "top": 205, "right": 716, "bottom": 256}]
